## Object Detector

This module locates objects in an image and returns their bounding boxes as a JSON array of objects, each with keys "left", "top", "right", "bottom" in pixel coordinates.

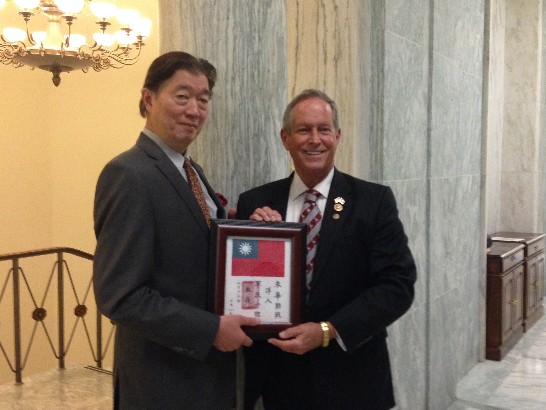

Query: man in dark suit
[
  {"left": 237, "top": 89, "right": 417, "bottom": 410},
  {"left": 93, "top": 51, "right": 258, "bottom": 410}
]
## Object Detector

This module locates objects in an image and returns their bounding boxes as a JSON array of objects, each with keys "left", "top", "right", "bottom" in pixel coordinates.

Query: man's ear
[
  {"left": 280, "top": 128, "right": 289, "bottom": 150},
  {"left": 141, "top": 88, "right": 154, "bottom": 113}
]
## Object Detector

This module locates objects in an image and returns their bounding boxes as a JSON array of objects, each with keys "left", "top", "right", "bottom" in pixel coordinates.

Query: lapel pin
[
  {"left": 334, "top": 203, "right": 343, "bottom": 212},
  {"left": 333, "top": 214, "right": 340, "bottom": 220},
  {"left": 334, "top": 197, "right": 345, "bottom": 205}
]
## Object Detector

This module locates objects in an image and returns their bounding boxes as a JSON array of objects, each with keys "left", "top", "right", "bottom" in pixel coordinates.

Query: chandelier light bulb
[
  {"left": 116, "top": 8, "right": 139, "bottom": 27},
  {"left": 65, "top": 33, "right": 86, "bottom": 50},
  {"left": 13, "top": 0, "right": 40, "bottom": 10},
  {"left": 3, "top": 27, "right": 26, "bottom": 42},
  {"left": 132, "top": 17, "right": 152, "bottom": 38},
  {"left": 55, "top": 0, "right": 85, "bottom": 16},
  {"left": 114, "top": 30, "right": 135, "bottom": 46},
  {"left": 93, "top": 32, "right": 115, "bottom": 47},
  {"left": 31, "top": 31, "right": 46, "bottom": 46},
  {"left": 90, "top": 1, "right": 117, "bottom": 20}
]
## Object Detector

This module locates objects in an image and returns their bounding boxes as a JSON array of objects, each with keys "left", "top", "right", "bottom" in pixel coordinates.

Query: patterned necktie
[
  {"left": 183, "top": 158, "right": 211, "bottom": 227},
  {"left": 299, "top": 189, "right": 322, "bottom": 288}
]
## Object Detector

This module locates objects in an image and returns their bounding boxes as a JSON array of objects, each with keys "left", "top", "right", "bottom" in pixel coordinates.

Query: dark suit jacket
[
  {"left": 93, "top": 133, "right": 233, "bottom": 410},
  {"left": 237, "top": 169, "right": 416, "bottom": 410}
]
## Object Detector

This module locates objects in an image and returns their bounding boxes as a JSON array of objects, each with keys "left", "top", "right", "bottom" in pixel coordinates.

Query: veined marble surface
[
  {"left": 0, "top": 366, "right": 112, "bottom": 410},
  {"left": 451, "top": 306, "right": 546, "bottom": 410}
]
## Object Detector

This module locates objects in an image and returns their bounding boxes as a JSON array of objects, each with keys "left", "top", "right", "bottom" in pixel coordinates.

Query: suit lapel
[
  {"left": 136, "top": 134, "right": 211, "bottom": 233},
  {"left": 270, "top": 176, "right": 294, "bottom": 220},
  {"left": 311, "top": 169, "right": 352, "bottom": 286}
]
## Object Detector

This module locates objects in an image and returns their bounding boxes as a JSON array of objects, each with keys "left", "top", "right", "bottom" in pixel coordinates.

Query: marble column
[{"left": 501, "top": 0, "right": 542, "bottom": 232}]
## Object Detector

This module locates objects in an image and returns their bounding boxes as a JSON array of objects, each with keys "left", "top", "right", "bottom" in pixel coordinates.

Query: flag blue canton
[{"left": 233, "top": 239, "right": 259, "bottom": 258}]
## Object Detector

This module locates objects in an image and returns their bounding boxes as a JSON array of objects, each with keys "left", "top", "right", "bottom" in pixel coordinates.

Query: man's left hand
[{"left": 267, "top": 322, "right": 324, "bottom": 355}]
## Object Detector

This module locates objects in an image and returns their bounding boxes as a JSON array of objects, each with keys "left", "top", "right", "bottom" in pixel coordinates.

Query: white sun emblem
[{"left": 239, "top": 242, "right": 253, "bottom": 256}]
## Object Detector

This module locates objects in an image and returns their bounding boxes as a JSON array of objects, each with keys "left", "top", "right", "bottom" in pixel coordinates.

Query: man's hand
[
  {"left": 213, "top": 315, "right": 260, "bottom": 352},
  {"left": 267, "top": 322, "right": 328, "bottom": 355},
  {"left": 249, "top": 206, "right": 283, "bottom": 222}
]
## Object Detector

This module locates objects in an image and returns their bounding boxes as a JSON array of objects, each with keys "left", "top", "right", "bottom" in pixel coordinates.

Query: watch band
[{"left": 320, "top": 321, "right": 330, "bottom": 348}]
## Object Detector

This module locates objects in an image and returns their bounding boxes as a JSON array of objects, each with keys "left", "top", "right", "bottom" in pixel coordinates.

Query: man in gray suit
[{"left": 93, "top": 51, "right": 258, "bottom": 410}]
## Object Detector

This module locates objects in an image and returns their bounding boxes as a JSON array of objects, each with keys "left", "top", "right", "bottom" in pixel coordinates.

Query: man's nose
[
  {"left": 185, "top": 98, "right": 200, "bottom": 116},
  {"left": 308, "top": 129, "right": 320, "bottom": 143}
]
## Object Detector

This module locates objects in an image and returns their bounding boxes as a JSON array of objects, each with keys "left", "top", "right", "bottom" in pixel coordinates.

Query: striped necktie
[
  {"left": 183, "top": 158, "right": 211, "bottom": 227},
  {"left": 299, "top": 189, "right": 322, "bottom": 288}
]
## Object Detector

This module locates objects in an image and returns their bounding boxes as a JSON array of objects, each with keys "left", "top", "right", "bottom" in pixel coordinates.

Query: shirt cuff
[{"left": 335, "top": 332, "right": 348, "bottom": 351}]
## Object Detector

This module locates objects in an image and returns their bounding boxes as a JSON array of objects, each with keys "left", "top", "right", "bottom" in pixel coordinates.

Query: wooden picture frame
[{"left": 210, "top": 219, "right": 307, "bottom": 338}]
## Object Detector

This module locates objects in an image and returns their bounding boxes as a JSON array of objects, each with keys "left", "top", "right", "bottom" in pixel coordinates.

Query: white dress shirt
[{"left": 285, "top": 167, "right": 347, "bottom": 350}]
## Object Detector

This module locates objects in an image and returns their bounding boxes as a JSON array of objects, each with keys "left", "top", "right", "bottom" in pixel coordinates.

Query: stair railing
[{"left": 0, "top": 247, "right": 113, "bottom": 384}]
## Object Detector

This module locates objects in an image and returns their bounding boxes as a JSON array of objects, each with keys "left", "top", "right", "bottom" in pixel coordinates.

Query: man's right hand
[
  {"left": 249, "top": 206, "right": 283, "bottom": 222},
  {"left": 213, "top": 315, "right": 260, "bottom": 352}
]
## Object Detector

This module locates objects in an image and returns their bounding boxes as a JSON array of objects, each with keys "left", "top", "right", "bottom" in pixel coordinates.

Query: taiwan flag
[{"left": 231, "top": 239, "right": 285, "bottom": 277}]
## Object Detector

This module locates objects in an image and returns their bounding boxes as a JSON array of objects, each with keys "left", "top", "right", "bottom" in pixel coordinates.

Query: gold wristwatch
[{"left": 319, "top": 321, "right": 330, "bottom": 347}]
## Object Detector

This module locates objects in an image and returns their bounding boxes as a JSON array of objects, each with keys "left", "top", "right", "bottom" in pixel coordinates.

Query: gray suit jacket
[
  {"left": 93, "top": 133, "right": 232, "bottom": 409},
  {"left": 237, "top": 169, "right": 416, "bottom": 410}
]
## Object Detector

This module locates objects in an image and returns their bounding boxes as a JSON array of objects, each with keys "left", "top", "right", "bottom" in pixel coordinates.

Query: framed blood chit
[{"left": 210, "top": 219, "right": 306, "bottom": 338}]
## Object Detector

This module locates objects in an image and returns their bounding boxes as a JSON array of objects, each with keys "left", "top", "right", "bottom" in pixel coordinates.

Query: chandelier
[{"left": 0, "top": 0, "right": 151, "bottom": 86}]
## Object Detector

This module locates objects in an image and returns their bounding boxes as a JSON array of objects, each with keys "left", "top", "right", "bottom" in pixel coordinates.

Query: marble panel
[
  {"left": 430, "top": 54, "right": 483, "bottom": 178},
  {"left": 503, "top": 102, "right": 540, "bottom": 173},
  {"left": 286, "top": 0, "right": 358, "bottom": 175},
  {"left": 383, "top": 31, "right": 428, "bottom": 181},
  {"left": 539, "top": 115, "right": 546, "bottom": 172},
  {"left": 361, "top": 0, "right": 385, "bottom": 182},
  {"left": 385, "top": 0, "right": 429, "bottom": 47},
  {"left": 433, "top": 0, "right": 485, "bottom": 79},
  {"left": 499, "top": 171, "right": 537, "bottom": 232},
  {"left": 158, "top": 0, "right": 289, "bottom": 205},
  {"left": 485, "top": 171, "right": 503, "bottom": 234},
  {"left": 429, "top": 175, "right": 481, "bottom": 297},
  {"left": 539, "top": 173, "right": 546, "bottom": 236},
  {"left": 388, "top": 179, "right": 427, "bottom": 309},
  {"left": 427, "top": 288, "right": 477, "bottom": 409},
  {"left": 484, "top": 0, "right": 505, "bottom": 234},
  {"left": 388, "top": 306, "right": 427, "bottom": 410},
  {"left": 503, "top": 0, "right": 541, "bottom": 175}
]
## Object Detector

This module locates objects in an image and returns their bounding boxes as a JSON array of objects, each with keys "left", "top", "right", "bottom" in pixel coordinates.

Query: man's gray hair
[{"left": 282, "top": 89, "right": 340, "bottom": 133}]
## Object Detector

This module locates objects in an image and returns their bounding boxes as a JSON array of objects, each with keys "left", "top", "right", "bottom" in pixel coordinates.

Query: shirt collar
[
  {"left": 142, "top": 128, "right": 190, "bottom": 169},
  {"left": 290, "top": 167, "right": 335, "bottom": 200}
]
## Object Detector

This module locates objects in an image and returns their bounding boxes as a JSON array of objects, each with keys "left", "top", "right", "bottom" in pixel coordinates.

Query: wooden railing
[{"left": 0, "top": 247, "right": 113, "bottom": 384}]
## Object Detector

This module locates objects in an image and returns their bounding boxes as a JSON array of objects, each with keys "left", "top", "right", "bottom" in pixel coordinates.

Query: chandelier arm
[
  {"left": 22, "top": 13, "right": 36, "bottom": 46},
  {"left": 0, "top": 44, "right": 26, "bottom": 68},
  {"left": 99, "top": 46, "right": 142, "bottom": 68},
  {"left": 64, "top": 18, "right": 73, "bottom": 48}
]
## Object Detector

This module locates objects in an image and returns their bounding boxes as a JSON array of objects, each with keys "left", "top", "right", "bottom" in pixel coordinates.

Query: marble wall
[
  {"left": 485, "top": 0, "right": 506, "bottom": 234},
  {"left": 501, "top": 0, "right": 542, "bottom": 232},
  {"left": 378, "top": 0, "right": 429, "bottom": 407},
  {"left": 537, "top": 1, "right": 546, "bottom": 237},
  {"left": 428, "top": 0, "right": 485, "bottom": 407},
  {"left": 157, "top": 0, "right": 545, "bottom": 408}
]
